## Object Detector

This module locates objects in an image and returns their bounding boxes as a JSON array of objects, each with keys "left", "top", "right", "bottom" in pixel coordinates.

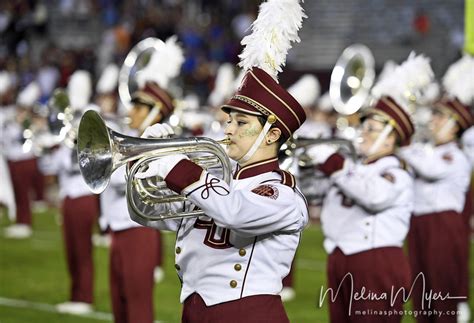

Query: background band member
[
  {"left": 280, "top": 73, "right": 322, "bottom": 302},
  {"left": 0, "top": 71, "right": 17, "bottom": 228},
  {"left": 3, "top": 81, "right": 43, "bottom": 239},
  {"left": 128, "top": 1, "right": 308, "bottom": 321},
  {"left": 40, "top": 70, "right": 100, "bottom": 315},
  {"left": 317, "top": 53, "right": 435, "bottom": 323},
  {"left": 399, "top": 54, "right": 473, "bottom": 323},
  {"left": 99, "top": 37, "right": 184, "bottom": 323}
]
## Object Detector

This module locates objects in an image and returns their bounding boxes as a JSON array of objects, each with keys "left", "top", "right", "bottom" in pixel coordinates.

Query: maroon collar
[{"left": 233, "top": 157, "right": 280, "bottom": 180}]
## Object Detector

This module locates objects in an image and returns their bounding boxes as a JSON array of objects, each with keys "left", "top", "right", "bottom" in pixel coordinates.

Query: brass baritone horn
[
  {"left": 77, "top": 110, "right": 232, "bottom": 222},
  {"left": 329, "top": 44, "right": 375, "bottom": 115}
]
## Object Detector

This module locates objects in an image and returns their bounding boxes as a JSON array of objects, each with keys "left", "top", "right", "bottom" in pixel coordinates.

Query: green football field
[{"left": 0, "top": 207, "right": 472, "bottom": 323}]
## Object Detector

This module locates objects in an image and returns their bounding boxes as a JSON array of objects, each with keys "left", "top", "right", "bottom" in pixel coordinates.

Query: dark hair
[{"left": 257, "top": 115, "right": 287, "bottom": 148}]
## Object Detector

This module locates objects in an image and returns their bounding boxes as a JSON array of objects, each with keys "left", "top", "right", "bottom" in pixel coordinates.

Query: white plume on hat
[
  {"left": 371, "top": 52, "right": 435, "bottom": 113},
  {"left": 318, "top": 92, "right": 333, "bottom": 112},
  {"left": 136, "top": 36, "right": 185, "bottom": 90},
  {"left": 288, "top": 74, "right": 320, "bottom": 107},
  {"left": 377, "top": 60, "right": 397, "bottom": 83},
  {"left": 442, "top": 54, "right": 474, "bottom": 106},
  {"left": 233, "top": 69, "right": 246, "bottom": 92},
  {"left": 68, "top": 70, "right": 92, "bottom": 110},
  {"left": 17, "top": 82, "right": 41, "bottom": 107},
  {"left": 96, "top": 64, "right": 119, "bottom": 94},
  {"left": 418, "top": 81, "right": 440, "bottom": 105},
  {"left": 0, "top": 71, "right": 12, "bottom": 95},
  {"left": 238, "top": 0, "right": 306, "bottom": 82},
  {"left": 208, "top": 63, "right": 235, "bottom": 107},
  {"left": 183, "top": 93, "right": 200, "bottom": 111}
]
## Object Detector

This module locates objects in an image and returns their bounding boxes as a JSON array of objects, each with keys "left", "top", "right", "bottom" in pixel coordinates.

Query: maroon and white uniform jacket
[
  {"left": 462, "top": 126, "right": 474, "bottom": 167},
  {"left": 320, "top": 155, "right": 414, "bottom": 255},
  {"left": 129, "top": 158, "right": 309, "bottom": 306},
  {"left": 2, "top": 119, "right": 35, "bottom": 161},
  {"left": 39, "top": 144, "right": 91, "bottom": 199},
  {"left": 98, "top": 121, "right": 143, "bottom": 232},
  {"left": 399, "top": 142, "right": 471, "bottom": 215}
]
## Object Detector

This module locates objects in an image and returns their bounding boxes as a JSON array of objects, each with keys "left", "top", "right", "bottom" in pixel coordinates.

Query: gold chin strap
[{"left": 238, "top": 114, "right": 277, "bottom": 164}]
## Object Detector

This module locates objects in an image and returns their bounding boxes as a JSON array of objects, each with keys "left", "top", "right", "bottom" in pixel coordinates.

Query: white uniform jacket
[
  {"left": 461, "top": 126, "right": 474, "bottom": 167},
  {"left": 39, "top": 144, "right": 92, "bottom": 199},
  {"left": 99, "top": 119, "right": 143, "bottom": 232},
  {"left": 2, "top": 119, "right": 35, "bottom": 161},
  {"left": 129, "top": 157, "right": 309, "bottom": 306},
  {"left": 399, "top": 142, "right": 471, "bottom": 215},
  {"left": 321, "top": 155, "right": 414, "bottom": 255}
]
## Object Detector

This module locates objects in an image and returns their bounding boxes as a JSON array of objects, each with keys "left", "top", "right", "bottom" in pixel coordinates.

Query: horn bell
[
  {"left": 77, "top": 110, "right": 114, "bottom": 194},
  {"left": 329, "top": 44, "right": 375, "bottom": 115}
]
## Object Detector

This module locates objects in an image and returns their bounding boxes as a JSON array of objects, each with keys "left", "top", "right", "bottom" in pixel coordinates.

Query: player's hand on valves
[
  {"left": 306, "top": 144, "right": 337, "bottom": 165},
  {"left": 141, "top": 123, "right": 174, "bottom": 139},
  {"left": 135, "top": 155, "right": 189, "bottom": 179}
]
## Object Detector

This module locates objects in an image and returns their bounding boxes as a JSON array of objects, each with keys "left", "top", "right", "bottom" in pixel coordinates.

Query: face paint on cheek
[{"left": 239, "top": 124, "right": 261, "bottom": 138}]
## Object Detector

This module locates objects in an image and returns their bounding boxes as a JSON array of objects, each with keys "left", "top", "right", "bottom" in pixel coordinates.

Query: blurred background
[
  {"left": 0, "top": 0, "right": 466, "bottom": 101},
  {"left": 0, "top": 0, "right": 471, "bottom": 322}
]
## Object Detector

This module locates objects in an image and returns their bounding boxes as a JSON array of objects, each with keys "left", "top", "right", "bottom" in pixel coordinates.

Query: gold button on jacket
[
  {"left": 176, "top": 247, "right": 181, "bottom": 254},
  {"left": 238, "top": 249, "right": 246, "bottom": 256},
  {"left": 230, "top": 280, "right": 238, "bottom": 288},
  {"left": 234, "top": 264, "right": 242, "bottom": 271}
]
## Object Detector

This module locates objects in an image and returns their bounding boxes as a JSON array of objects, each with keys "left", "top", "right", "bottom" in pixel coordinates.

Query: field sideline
[{"left": 0, "top": 208, "right": 472, "bottom": 323}]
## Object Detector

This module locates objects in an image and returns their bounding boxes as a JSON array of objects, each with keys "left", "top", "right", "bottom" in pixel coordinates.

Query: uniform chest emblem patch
[
  {"left": 442, "top": 153, "right": 453, "bottom": 163},
  {"left": 251, "top": 184, "right": 279, "bottom": 199}
]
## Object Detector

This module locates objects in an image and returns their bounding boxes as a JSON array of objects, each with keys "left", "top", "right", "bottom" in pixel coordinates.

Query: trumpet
[{"left": 77, "top": 110, "right": 232, "bottom": 222}]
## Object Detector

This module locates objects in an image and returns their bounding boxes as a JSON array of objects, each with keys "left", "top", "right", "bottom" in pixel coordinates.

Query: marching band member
[
  {"left": 290, "top": 74, "right": 331, "bottom": 140},
  {"left": 462, "top": 126, "right": 474, "bottom": 166},
  {"left": 203, "top": 63, "right": 237, "bottom": 141},
  {"left": 130, "top": 1, "right": 308, "bottom": 321},
  {"left": 399, "top": 54, "right": 473, "bottom": 323},
  {"left": 95, "top": 63, "right": 121, "bottom": 119},
  {"left": 3, "top": 81, "right": 42, "bottom": 239},
  {"left": 279, "top": 73, "right": 322, "bottom": 302},
  {"left": 92, "top": 63, "right": 120, "bottom": 249},
  {"left": 0, "top": 71, "right": 17, "bottom": 224},
  {"left": 99, "top": 37, "right": 184, "bottom": 323},
  {"left": 315, "top": 92, "right": 338, "bottom": 138},
  {"left": 317, "top": 53, "right": 434, "bottom": 322},
  {"left": 130, "top": 36, "right": 185, "bottom": 285},
  {"left": 40, "top": 70, "right": 100, "bottom": 315}
]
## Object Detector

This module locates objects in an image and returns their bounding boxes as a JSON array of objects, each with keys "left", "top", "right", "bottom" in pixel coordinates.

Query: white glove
[
  {"left": 135, "top": 154, "right": 188, "bottom": 179},
  {"left": 141, "top": 123, "right": 174, "bottom": 139},
  {"left": 306, "top": 144, "right": 337, "bottom": 165}
]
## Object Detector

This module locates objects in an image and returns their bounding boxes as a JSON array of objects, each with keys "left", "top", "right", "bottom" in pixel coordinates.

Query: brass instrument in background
[
  {"left": 77, "top": 110, "right": 232, "bottom": 222},
  {"left": 117, "top": 37, "right": 191, "bottom": 135},
  {"left": 23, "top": 89, "right": 77, "bottom": 155},
  {"left": 280, "top": 136, "right": 357, "bottom": 170},
  {"left": 118, "top": 37, "right": 166, "bottom": 111},
  {"left": 279, "top": 137, "right": 357, "bottom": 206},
  {"left": 329, "top": 44, "right": 375, "bottom": 116}
]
